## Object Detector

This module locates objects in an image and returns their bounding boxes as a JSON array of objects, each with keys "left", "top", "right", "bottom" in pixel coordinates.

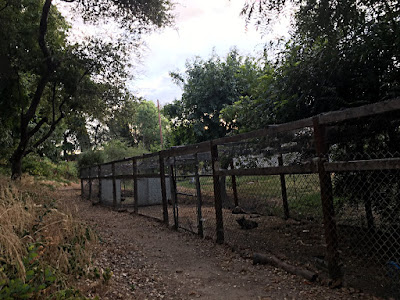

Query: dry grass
[{"left": 0, "top": 175, "right": 96, "bottom": 286}]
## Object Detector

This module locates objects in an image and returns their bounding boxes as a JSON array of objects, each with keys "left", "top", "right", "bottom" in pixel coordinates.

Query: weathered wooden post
[
  {"left": 229, "top": 160, "right": 239, "bottom": 207},
  {"left": 159, "top": 152, "right": 169, "bottom": 225},
  {"left": 211, "top": 142, "right": 224, "bottom": 244},
  {"left": 313, "top": 116, "right": 342, "bottom": 281},
  {"left": 278, "top": 154, "right": 290, "bottom": 219},
  {"left": 169, "top": 158, "right": 179, "bottom": 229},
  {"left": 112, "top": 162, "right": 117, "bottom": 208},
  {"left": 80, "top": 168, "right": 84, "bottom": 198},
  {"left": 88, "top": 167, "right": 92, "bottom": 200},
  {"left": 133, "top": 158, "right": 138, "bottom": 213},
  {"left": 194, "top": 153, "right": 204, "bottom": 237},
  {"left": 98, "top": 165, "right": 102, "bottom": 202}
]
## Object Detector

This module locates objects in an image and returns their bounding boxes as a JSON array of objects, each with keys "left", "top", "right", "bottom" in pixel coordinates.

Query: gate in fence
[{"left": 81, "top": 98, "right": 400, "bottom": 298}]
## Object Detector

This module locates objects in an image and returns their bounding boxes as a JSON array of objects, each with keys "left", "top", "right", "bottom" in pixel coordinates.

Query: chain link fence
[{"left": 80, "top": 98, "right": 400, "bottom": 298}]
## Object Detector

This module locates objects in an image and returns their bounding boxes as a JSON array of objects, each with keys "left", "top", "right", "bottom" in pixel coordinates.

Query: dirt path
[{"left": 59, "top": 186, "right": 378, "bottom": 300}]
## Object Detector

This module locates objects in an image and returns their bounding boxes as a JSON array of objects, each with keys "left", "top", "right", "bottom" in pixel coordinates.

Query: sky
[
  {"left": 56, "top": 0, "right": 290, "bottom": 106},
  {"left": 132, "top": 0, "right": 290, "bottom": 106}
]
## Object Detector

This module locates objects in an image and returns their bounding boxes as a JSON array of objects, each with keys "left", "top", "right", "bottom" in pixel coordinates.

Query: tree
[
  {"left": 0, "top": 0, "right": 173, "bottom": 179},
  {"left": 242, "top": 0, "right": 400, "bottom": 120},
  {"left": 167, "top": 49, "right": 264, "bottom": 145},
  {"left": 219, "top": 54, "right": 277, "bottom": 133},
  {"left": 241, "top": 0, "right": 400, "bottom": 229},
  {"left": 134, "top": 100, "right": 168, "bottom": 151}
]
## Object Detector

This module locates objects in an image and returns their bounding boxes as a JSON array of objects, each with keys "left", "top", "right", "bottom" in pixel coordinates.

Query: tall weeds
[{"left": 0, "top": 175, "right": 96, "bottom": 298}]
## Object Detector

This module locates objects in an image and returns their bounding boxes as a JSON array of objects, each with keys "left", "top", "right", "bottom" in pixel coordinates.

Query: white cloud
[
  {"left": 132, "top": 0, "right": 271, "bottom": 106},
  {"left": 56, "top": 0, "right": 289, "bottom": 106}
]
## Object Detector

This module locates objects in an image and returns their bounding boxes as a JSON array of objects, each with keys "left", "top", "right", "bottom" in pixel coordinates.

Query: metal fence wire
[{"left": 80, "top": 98, "right": 400, "bottom": 298}]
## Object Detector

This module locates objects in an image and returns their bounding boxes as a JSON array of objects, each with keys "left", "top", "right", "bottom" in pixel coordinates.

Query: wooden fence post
[
  {"left": 159, "top": 152, "right": 169, "bottom": 225},
  {"left": 169, "top": 160, "right": 179, "bottom": 229},
  {"left": 98, "top": 165, "right": 102, "bottom": 202},
  {"left": 112, "top": 162, "right": 117, "bottom": 208},
  {"left": 229, "top": 160, "right": 239, "bottom": 207},
  {"left": 194, "top": 153, "right": 204, "bottom": 237},
  {"left": 211, "top": 142, "right": 224, "bottom": 244},
  {"left": 313, "top": 117, "right": 342, "bottom": 281},
  {"left": 88, "top": 167, "right": 92, "bottom": 200},
  {"left": 133, "top": 158, "right": 138, "bottom": 213},
  {"left": 278, "top": 154, "right": 290, "bottom": 219},
  {"left": 80, "top": 168, "right": 84, "bottom": 197}
]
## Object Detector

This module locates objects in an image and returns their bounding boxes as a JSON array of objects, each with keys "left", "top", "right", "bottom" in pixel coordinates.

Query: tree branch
[
  {"left": 38, "top": 0, "right": 53, "bottom": 70},
  {"left": 26, "top": 82, "right": 57, "bottom": 140},
  {"left": 26, "top": 117, "right": 49, "bottom": 140},
  {"left": 25, "top": 98, "right": 66, "bottom": 156},
  {"left": 0, "top": 1, "right": 9, "bottom": 12},
  {"left": 21, "top": 0, "right": 55, "bottom": 131}
]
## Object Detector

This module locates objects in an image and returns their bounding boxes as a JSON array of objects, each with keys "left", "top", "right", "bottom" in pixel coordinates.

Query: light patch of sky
[
  {"left": 133, "top": 0, "right": 290, "bottom": 106},
  {"left": 54, "top": 0, "right": 290, "bottom": 106}
]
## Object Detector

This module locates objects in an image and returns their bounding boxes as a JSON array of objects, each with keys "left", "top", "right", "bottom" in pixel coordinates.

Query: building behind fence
[{"left": 81, "top": 98, "right": 400, "bottom": 298}]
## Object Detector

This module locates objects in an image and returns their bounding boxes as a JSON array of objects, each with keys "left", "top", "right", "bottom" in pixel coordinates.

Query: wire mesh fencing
[{"left": 79, "top": 98, "right": 400, "bottom": 298}]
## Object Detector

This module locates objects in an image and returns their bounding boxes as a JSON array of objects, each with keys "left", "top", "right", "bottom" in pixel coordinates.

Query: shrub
[
  {"left": 21, "top": 155, "right": 78, "bottom": 182},
  {"left": 76, "top": 150, "right": 105, "bottom": 172},
  {"left": 0, "top": 176, "right": 96, "bottom": 299},
  {"left": 102, "top": 140, "right": 148, "bottom": 162},
  {"left": 22, "top": 155, "right": 55, "bottom": 177}
]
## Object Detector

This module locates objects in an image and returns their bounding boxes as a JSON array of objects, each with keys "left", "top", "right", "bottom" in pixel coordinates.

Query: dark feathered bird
[{"left": 236, "top": 216, "right": 258, "bottom": 230}]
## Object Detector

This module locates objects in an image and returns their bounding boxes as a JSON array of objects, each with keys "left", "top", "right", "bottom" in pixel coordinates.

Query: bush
[
  {"left": 76, "top": 150, "right": 105, "bottom": 173},
  {"left": 0, "top": 176, "right": 96, "bottom": 299},
  {"left": 22, "top": 155, "right": 55, "bottom": 177},
  {"left": 102, "top": 140, "right": 148, "bottom": 162},
  {"left": 21, "top": 155, "right": 78, "bottom": 181}
]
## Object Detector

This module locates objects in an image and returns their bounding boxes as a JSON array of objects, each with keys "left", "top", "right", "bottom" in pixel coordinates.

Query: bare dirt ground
[{"left": 58, "top": 185, "right": 381, "bottom": 300}]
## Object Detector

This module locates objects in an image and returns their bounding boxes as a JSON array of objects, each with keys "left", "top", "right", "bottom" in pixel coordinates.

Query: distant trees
[
  {"left": 239, "top": 0, "right": 400, "bottom": 230},
  {"left": 165, "top": 0, "right": 400, "bottom": 138},
  {"left": 242, "top": 0, "right": 400, "bottom": 121},
  {"left": 0, "top": 0, "right": 173, "bottom": 179},
  {"left": 107, "top": 99, "right": 169, "bottom": 151},
  {"left": 165, "top": 49, "right": 268, "bottom": 145}
]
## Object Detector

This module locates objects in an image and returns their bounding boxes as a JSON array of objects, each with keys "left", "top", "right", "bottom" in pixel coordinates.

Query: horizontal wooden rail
[
  {"left": 212, "top": 118, "right": 314, "bottom": 146},
  {"left": 175, "top": 174, "right": 212, "bottom": 178},
  {"left": 325, "top": 158, "right": 400, "bottom": 172},
  {"left": 162, "top": 142, "right": 210, "bottom": 158},
  {"left": 216, "top": 163, "right": 318, "bottom": 176}
]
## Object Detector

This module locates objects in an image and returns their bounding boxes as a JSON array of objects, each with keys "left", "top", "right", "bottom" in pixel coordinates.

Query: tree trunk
[
  {"left": 10, "top": 150, "right": 24, "bottom": 180},
  {"left": 9, "top": 0, "right": 54, "bottom": 181}
]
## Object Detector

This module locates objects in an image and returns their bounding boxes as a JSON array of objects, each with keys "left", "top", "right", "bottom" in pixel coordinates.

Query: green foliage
[
  {"left": 0, "top": 244, "right": 59, "bottom": 299},
  {"left": 242, "top": 0, "right": 400, "bottom": 121},
  {"left": 77, "top": 150, "right": 105, "bottom": 172},
  {"left": 168, "top": 48, "right": 268, "bottom": 144},
  {"left": 101, "top": 268, "right": 113, "bottom": 284},
  {"left": 21, "top": 155, "right": 77, "bottom": 181},
  {"left": 77, "top": 140, "right": 151, "bottom": 172},
  {"left": 0, "top": 178, "right": 98, "bottom": 299},
  {"left": 102, "top": 140, "right": 149, "bottom": 162},
  {"left": 134, "top": 100, "right": 162, "bottom": 150},
  {"left": 1, "top": 0, "right": 174, "bottom": 179},
  {"left": 105, "top": 99, "right": 169, "bottom": 151},
  {"left": 0, "top": 245, "right": 94, "bottom": 300},
  {"left": 50, "top": 288, "right": 97, "bottom": 300}
]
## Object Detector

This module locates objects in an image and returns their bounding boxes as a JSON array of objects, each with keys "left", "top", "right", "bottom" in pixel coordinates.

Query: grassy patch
[
  {"left": 0, "top": 176, "right": 96, "bottom": 299},
  {"left": 22, "top": 155, "right": 78, "bottom": 183}
]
